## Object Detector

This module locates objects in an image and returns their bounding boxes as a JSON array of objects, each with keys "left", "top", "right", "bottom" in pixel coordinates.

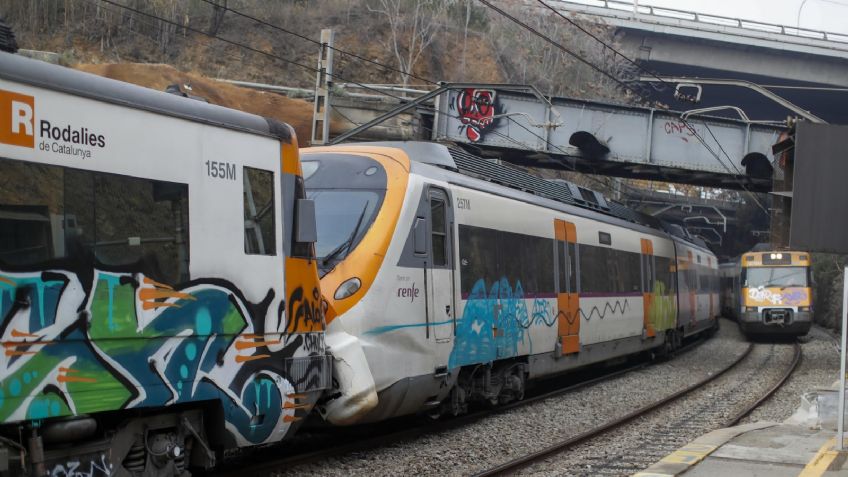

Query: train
[
  {"left": 0, "top": 50, "right": 727, "bottom": 475},
  {"left": 0, "top": 52, "right": 331, "bottom": 475},
  {"left": 301, "top": 142, "right": 720, "bottom": 425},
  {"left": 719, "top": 248, "right": 812, "bottom": 337}
]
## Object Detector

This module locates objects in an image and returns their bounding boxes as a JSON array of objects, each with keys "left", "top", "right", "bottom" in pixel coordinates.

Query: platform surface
[{"left": 635, "top": 422, "right": 848, "bottom": 477}]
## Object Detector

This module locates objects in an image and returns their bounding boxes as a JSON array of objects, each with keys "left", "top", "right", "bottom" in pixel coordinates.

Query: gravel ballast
[
  {"left": 740, "top": 325, "right": 842, "bottom": 424},
  {"left": 273, "top": 320, "right": 755, "bottom": 477}
]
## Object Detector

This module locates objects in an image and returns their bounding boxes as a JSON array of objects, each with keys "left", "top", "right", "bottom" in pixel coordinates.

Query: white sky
[{"left": 597, "top": 0, "right": 848, "bottom": 34}]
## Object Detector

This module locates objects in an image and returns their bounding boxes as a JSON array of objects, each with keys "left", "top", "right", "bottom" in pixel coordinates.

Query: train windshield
[
  {"left": 302, "top": 154, "right": 387, "bottom": 276},
  {"left": 745, "top": 267, "right": 808, "bottom": 288}
]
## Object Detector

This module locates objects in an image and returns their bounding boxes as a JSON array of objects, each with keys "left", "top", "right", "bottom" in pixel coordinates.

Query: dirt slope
[{"left": 76, "top": 63, "right": 323, "bottom": 144}]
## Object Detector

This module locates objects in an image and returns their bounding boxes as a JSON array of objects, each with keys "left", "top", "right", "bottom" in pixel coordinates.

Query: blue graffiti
[
  {"left": 0, "top": 275, "right": 65, "bottom": 330},
  {"left": 364, "top": 319, "right": 453, "bottom": 336},
  {"left": 450, "top": 278, "right": 554, "bottom": 369}
]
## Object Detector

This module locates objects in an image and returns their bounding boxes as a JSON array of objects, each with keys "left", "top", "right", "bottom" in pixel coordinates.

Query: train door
[
  {"left": 640, "top": 238, "right": 656, "bottom": 338},
  {"left": 707, "top": 257, "right": 714, "bottom": 319},
  {"left": 555, "top": 219, "right": 579, "bottom": 355},
  {"left": 427, "top": 188, "right": 455, "bottom": 343},
  {"left": 687, "top": 250, "right": 697, "bottom": 327}
]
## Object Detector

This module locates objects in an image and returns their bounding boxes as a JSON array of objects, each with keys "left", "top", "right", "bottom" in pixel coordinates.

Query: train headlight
[
  {"left": 334, "top": 277, "right": 362, "bottom": 300},
  {"left": 799, "top": 306, "right": 810, "bottom": 312},
  {"left": 745, "top": 306, "right": 758, "bottom": 312}
]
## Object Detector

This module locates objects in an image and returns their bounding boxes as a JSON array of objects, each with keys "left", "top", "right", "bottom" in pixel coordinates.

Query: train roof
[
  {"left": 0, "top": 52, "right": 292, "bottom": 143},
  {"left": 355, "top": 141, "right": 711, "bottom": 251}
]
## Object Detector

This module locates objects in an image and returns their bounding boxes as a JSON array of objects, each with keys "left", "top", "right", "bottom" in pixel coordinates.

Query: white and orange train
[{"left": 302, "top": 142, "right": 720, "bottom": 424}]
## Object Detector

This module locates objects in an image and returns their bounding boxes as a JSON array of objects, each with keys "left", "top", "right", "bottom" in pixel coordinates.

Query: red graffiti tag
[{"left": 663, "top": 121, "right": 695, "bottom": 143}]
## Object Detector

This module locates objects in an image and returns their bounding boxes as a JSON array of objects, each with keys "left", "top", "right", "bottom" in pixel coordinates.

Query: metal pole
[
  {"left": 311, "top": 29, "right": 334, "bottom": 145},
  {"left": 839, "top": 265, "right": 847, "bottom": 450}
]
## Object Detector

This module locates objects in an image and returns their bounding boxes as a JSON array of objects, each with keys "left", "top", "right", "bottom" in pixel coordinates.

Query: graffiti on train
[
  {"left": 747, "top": 287, "right": 809, "bottom": 306},
  {"left": 286, "top": 285, "right": 325, "bottom": 334},
  {"left": 451, "top": 278, "right": 541, "bottom": 368},
  {"left": 453, "top": 88, "right": 500, "bottom": 142},
  {"left": 0, "top": 268, "right": 318, "bottom": 446},
  {"left": 48, "top": 453, "right": 111, "bottom": 477},
  {"left": 647, "top": 281, "right": 677, "bottom": 331}
]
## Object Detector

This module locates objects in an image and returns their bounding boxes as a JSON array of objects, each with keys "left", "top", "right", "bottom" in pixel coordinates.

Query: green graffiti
[{"left": 649, "top": 280, "right": 677, "bottom": 332}]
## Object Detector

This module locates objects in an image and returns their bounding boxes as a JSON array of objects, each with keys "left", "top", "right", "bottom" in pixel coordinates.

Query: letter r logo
[{"left": 0, "top": 89, "right": 35, "bottom": 148}]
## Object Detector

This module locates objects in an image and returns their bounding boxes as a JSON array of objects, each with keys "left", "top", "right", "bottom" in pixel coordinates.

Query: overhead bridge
[{"left": 332, "top": 83, "right": 784, "bottom": 192}]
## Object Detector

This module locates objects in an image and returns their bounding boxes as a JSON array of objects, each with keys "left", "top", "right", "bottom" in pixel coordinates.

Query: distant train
[
  {"left": 720, "top": 250, "right": 812, "bottom": 337},
  {"left": 0, "top": 52, "right": 330, "bottom": 475},
  {"left": 302, "top": 142, "right": 720, "bottom": 424}
]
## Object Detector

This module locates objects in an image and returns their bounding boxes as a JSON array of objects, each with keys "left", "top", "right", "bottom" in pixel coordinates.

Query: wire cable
[
  {"left": 491, "top": 0, "right": 770, "bottom": 214},
  {"left": 191, "top": 0, "right": 636, "bottom": 196},
  {"left": 197, "top": 0, "right": 440, "bottom": 87},
  {"left": 96, "top": 0, "right": 413, "bottom": 103}
]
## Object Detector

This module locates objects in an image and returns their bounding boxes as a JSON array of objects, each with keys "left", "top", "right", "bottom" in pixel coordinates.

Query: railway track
[
  {"left": 213, "top": 337, "right": 711, "bottom": 476},
  {"left": 473, "top": 341, "right": 801, "bottom": 477}
]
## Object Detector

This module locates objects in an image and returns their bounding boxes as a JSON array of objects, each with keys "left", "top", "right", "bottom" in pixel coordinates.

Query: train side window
[
  {"left": 556, "top": 241, "right": 567, "bottom": 293},
  {"left": 243, "top": 167, "right": 276, "bottom": 256},
  {"left": 0, "top": 159, "right": 189, "bottom": 283},
  {"left": 0, "top": 160, "right": 63, "bottom": 266},
  {"left": 93, "top": 173, "right": 189, "bottom": 284},
  {"left": 430, "top": 196, "right": 447, "bottom": 266},
  {"left": 567, "top": 243, "right": 578, "bottom": 292}
]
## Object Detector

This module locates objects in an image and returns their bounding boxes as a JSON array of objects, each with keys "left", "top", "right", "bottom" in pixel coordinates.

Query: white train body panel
[{"left": 304, "top": 143, "right": 718, "bottom": 424}]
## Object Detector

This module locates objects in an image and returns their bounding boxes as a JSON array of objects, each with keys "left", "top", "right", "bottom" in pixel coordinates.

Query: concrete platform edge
[{"left": 632, "top": 421, "right": 779, "bottom": 477}]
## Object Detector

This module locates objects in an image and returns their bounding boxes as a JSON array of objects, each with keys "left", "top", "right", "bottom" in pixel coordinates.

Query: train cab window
[
  {"left": 430, "top": 196, "right": 447, "bottom": 266},
  {"left": 0, "top": 158, "right": 190, "bottom": 284},
  {"left": 243, "top": 167, "right": 276, "bottom": 256},
  {"left": 302, "top": 154, "right": 387, "bottom": 276}
]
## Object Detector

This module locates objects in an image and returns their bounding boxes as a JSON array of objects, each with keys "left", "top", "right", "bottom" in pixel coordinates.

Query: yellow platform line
[
  {"left": 798, "top": 437, "right": 847, "bottom": 477},
  {"left": 633, "top": 444, "right": 718, "bottom": 477},
  {"left": 633, "top": 422, "right": 777, "bottom": 477}
]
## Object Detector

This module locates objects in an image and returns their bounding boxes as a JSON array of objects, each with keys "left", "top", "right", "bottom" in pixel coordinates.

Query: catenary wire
[
  {"left": 488, "top": 0, "right": 770, "bottom": 214},
  {"left": 89, "top": 0, "right": 687, "bottom": 201},
  {"left": 96, "top": 0, "right": 414, "bottom": 103},
  {"left": 196, "top": 0, "right": 440, "bottom": 87},
  {"left": 188, "top": 1, "right": 640, "bottom": 197}
]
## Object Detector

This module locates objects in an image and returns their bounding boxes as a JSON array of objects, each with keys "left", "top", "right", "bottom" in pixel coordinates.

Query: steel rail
[
  {"left": 215, "top": 335, "right": 712, "bottom": 476},
  {"left": 215, "top": 362, "right": 648, "bottom": 476},
  {"left": 725, "top": 342, "right": 802, "bottom": 427},
  {"left": 472, "top": 341, "right": 755, "bottom": 477}
]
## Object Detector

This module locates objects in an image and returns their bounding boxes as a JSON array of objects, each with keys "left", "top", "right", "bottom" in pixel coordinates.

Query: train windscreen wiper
[{"left": 320, "top": 201, "right": 370, "bottom": 273}]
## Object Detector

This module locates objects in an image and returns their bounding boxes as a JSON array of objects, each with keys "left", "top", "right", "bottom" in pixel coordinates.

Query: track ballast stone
[{"left": 273, "top": 320, "right": 750, "bottom": 477}]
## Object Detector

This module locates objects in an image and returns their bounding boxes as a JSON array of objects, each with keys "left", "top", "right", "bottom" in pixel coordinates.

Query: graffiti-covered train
[
  {"left": 301, "top": 142, "right": 719, "bottom": 424},
  {"left": 719, "top": 249, "right": 812, "bottom": 337},
  {"left": 0, "top": 52, "right": 331, "bottom": 475}
]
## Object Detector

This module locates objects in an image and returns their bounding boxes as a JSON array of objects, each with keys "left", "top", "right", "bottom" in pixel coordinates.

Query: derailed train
[
  {"left": 0, "top": 50, "right": 721, "bottom": 474},
  {"left": 0, "top": 53, "right": 330, "bottom": 474},
  {"left": 302, "top": 142, "right": 720, "bottom": 424}
]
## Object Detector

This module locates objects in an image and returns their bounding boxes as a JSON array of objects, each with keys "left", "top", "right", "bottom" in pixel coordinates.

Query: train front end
[
  {"left": 300, "top": 145, "right": 413, "bottom": 425},
  {"left": 738, "top": 251, "right": 812, "bottom": 336}
]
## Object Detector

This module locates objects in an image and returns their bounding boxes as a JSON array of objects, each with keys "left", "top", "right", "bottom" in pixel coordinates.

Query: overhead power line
[
  {"left": 196, "top": 0, "right": 440, "bottom": 87},
  {"left": 89, "top": 0, "right": 728, "bottom": 204},
  {"left": 510, "top": 0, "right": 770, "bottom": 214},
  {"left": 477, "top": 0, "right": 654, "bottom": 104},
  {"left": 131, "top": 0, "right": 639, "bottom": 197},
  {"left": 94, "top": 0, "right": 416, "bottom": 104}
]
